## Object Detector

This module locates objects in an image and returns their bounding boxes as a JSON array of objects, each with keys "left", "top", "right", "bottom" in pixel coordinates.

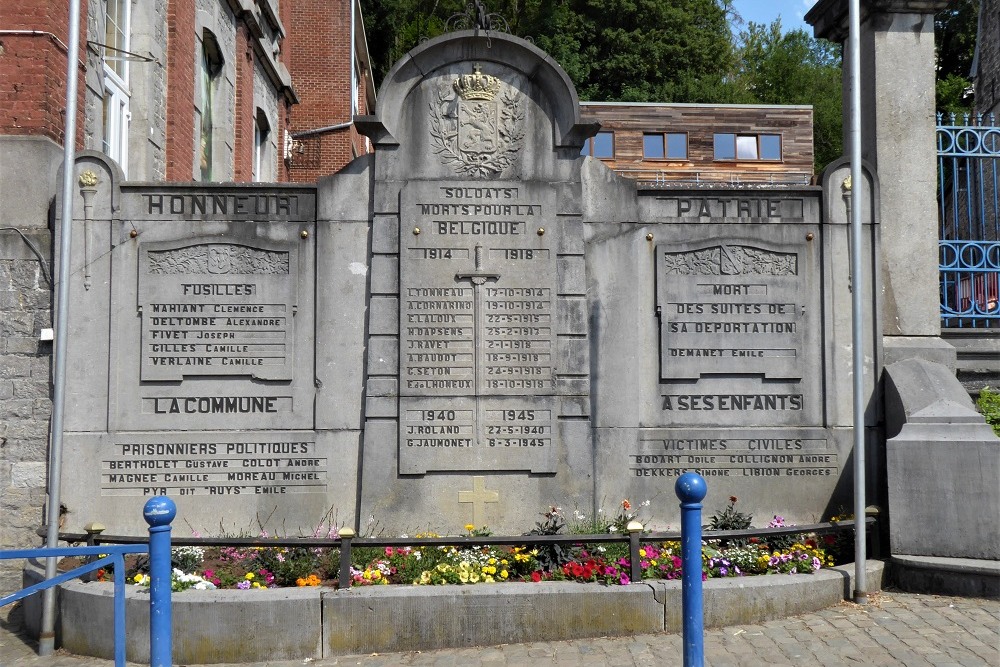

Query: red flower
[
  {"left": 531, "top": 571, "right": 541, "bottom": 582},
  {"left": 622, "top": 499, "right": 632, "bottom": 511},
  {"left": 729, "top": 496, "right": 738, "bottom": 504}
]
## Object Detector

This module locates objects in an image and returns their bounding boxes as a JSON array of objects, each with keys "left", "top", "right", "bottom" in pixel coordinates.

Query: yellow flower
[
  {"left": 470, "top": 572, "right": 480, "bottom": 583},
  {"left": 639, "top": 548, "right": 647, "bottom": 558},
  {"left": 484, "top": 575, "right": 494, "bottom": 583},
  {"left": 487, "top": 557, "right": 496, "bottom": 565},
  {"left": 651, "top": 560, "right": 658, "bottom": 566},
  {"left": 245, "top": 572, "right": 255, "bottom": 580},
  {"left": 420, "top": 571, "right": 431, "bottom": 584},
  {"left": 459, "top": 571, "right": 469, "bottom": 583},
  {"left": 465, "top": 524, "right": 475, "bottom": 532},
  {"left": 500, "top": 559, "right": 509, "bottom": 566},
  {"left": 500, "top": 569, "right": 509, "bottom": 579},
  {"left": 251, "top": 582, "right": 262, "bottom": 589}
]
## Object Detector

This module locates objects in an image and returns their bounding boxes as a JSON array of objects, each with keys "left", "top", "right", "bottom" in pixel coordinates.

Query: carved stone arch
[{"left": 364, "top": 30, "right": 596, "bottom": 150}]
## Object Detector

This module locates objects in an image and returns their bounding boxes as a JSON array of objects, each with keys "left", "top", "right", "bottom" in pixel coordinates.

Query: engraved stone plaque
[
  {"left": 655, "top": 229, "right": 821, "bottom": 427},
  {"left": 138, "top": 239, "right": 297, "bottom": 381},
  {"left": 398, "top": 182, "right": 559, "bottom": 473},
  {"left": 102, "top": 431, "right": 324, "bottom": 498}
]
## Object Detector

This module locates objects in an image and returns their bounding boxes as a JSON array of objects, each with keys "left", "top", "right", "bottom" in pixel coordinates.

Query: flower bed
[{"left": 112, "top": 501, "right": 845, "bottom": 592}]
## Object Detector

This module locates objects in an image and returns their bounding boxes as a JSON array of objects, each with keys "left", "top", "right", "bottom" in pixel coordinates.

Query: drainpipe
[{"left": 350, "top": 0, "right": 357, "bottom": 118}]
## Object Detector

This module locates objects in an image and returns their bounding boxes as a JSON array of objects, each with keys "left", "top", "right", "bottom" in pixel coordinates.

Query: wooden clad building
[{"left": 580, "top": 102, "right": 815, "bottom": 187}]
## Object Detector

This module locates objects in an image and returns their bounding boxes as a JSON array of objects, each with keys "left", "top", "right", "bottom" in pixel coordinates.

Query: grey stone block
[
  {"left": 890, "top": 555, "right": 1000, "bottom": 598},
  {"left": 58, "top": 580, "right": 322, "bottom": 663},
  {"left": 883, "top": 336, "right": 957, "bottom": 372},
  {"left": 322, "top": 582, "right": 663, "bottom": 656},
  {"left": 884, "top": 358, "right": 1000, "bottom": 559},
  {"left": 655, "top": 561, "right": 886, "bottom": 631}
]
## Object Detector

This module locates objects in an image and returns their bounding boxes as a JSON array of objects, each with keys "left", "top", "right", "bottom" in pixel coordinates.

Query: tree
[
  {"left": 360, "top": 0, "right": 736, "bottom": 103},
  {"left": 935, "top": 0, "right": 978, "bottom": 116},
  {"left": 728, "top": 21, "right": 843, "bottom": 171}
]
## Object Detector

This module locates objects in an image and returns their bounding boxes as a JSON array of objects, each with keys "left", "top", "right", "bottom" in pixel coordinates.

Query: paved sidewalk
[{"left": 2, "top": 590, "right": 997, "bottom": 666}]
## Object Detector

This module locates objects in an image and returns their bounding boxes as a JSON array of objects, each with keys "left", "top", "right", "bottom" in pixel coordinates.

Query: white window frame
[
  {"left": 101, "top": 0, "right": 131, "bottom": 177},
  {"left": 253, "top": 110, "right": 271, "bottom": 182}
]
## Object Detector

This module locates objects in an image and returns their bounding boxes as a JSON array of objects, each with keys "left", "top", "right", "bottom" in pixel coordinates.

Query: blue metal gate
[{"left": 937, "top": 113, "right": 1000, "bottom": 328}]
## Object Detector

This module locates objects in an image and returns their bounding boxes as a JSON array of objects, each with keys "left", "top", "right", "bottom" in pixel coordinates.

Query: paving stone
[{"left": 1, "top": 591, "right": 998, "bottom": 666}]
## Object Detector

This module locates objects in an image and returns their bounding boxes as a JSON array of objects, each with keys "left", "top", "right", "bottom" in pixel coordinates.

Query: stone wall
[{"left": 0, "top": 228, "right": 52, "bottom": 590}]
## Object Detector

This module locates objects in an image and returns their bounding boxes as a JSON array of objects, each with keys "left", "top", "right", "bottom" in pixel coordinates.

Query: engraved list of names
[
  {"left": 399, "top": 183, "right": 558, "bottom": 474},
  {"left": 138, "top": 240, "right": 297, "bottom": 381}
]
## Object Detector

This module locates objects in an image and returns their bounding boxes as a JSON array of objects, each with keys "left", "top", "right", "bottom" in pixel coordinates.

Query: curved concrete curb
[{"left": 27, "top": 560, "right": 885, "bottom": 663}]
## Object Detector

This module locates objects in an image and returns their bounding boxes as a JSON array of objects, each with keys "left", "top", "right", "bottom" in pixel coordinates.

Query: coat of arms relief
[{"left": 429, "top": 64, "right": 525, "bottom": 178}]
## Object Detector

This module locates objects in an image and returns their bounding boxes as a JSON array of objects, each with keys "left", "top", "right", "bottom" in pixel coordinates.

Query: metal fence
[
  {"left": 0, "top": 497, "right": 176, "bottom": 667},
  {"left": 937, "top": 113, "right": 1000, "bottom": 327}
]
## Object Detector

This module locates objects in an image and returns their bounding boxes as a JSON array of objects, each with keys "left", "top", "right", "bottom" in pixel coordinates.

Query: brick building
[
  {"left": 0, "top": 0, "right": 373, "bottom": 587},
  {"left": 0, "top": 0, "right": 373, "bottom": 186}
]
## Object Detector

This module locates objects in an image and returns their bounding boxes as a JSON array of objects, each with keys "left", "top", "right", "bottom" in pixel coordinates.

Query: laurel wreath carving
[
  {"left": 663, "top": 245, "right": 797, "bottom": 276},
  {"left": 147, "top": 244, "right": 290, "bottom": 274}
]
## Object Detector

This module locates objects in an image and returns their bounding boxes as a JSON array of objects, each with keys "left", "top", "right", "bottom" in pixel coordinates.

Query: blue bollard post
[
  {"left": 675, "top": 472, "right": 707, "bottom": 667},
  {"left": 143, "top": 496, "right": 176, "bottom": 667}
]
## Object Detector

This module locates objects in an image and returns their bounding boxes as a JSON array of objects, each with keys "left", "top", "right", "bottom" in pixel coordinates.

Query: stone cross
[{"left": 458, "top": 475, "right": 499, "bottom": 527}]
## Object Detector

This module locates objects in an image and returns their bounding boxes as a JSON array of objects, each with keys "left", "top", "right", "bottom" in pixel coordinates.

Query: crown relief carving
[{"left": 453, "top": 64, "right": 501, "bottom": 101}]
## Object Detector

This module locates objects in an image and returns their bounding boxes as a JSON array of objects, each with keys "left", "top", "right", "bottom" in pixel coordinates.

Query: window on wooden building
[
  {"left": 643, "top": 133, "right": 687, "bottom": 160},
  {"left": 581, "top": 131, "right": 615, "bottom": 159},
  {"left": 714, "top": 133, "right": 782, "bottom": 161}
]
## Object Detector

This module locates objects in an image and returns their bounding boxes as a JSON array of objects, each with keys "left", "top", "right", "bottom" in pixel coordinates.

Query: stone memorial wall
[{"left": 57, "top": 31, "right": 876, "bottom": 536}]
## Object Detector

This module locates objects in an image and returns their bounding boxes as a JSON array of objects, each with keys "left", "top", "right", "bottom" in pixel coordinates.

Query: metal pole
[
  {"left": 39, "top": 0, "right": 83, "bottom": 654},
  {"left": 675, "top": 472, "right": 707, "bottom": 667},
  {"left": 848, "top": 0, "right": 868, "bottom": 604},
  {"left": 144, "top": 497, "right": 176, "bottom": 667}
]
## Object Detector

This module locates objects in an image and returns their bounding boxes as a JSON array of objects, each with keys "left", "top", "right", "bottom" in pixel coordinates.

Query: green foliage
[
  {"left": 361, "top": 0, "right": 736, "bottom": 103},
  {"left": 709, "top": 496, "right": 753, "bottom": 532},
  {"left": 708, "top": 496, "right": 752, "bottom": 547},
  {"left": 935, "top": 0, "right": 978, "bottom": 115},
  {"left": 528, "top": 506, "right": 577, "bottom": 570},
  {"left": 977, "top": 386, "right": 1000, "bottom": 437}
]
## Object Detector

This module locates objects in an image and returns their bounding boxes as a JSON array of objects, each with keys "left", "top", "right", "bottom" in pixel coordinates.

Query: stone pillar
[{"left": 807, "top": 0, "right": 955, "bottom": 367}]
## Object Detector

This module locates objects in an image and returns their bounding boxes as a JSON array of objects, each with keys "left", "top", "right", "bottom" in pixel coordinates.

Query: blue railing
[
  {"left": 0, "top": 496, "right": 175, "bottom": 667},
  {"left": 937, "top": 113, "right": 1000, "bottom": 327}
]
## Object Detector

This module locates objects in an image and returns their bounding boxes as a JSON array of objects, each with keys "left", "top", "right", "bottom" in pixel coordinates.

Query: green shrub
[{"left": 977, "top": 386, "right": 1000, "bottom": 437}]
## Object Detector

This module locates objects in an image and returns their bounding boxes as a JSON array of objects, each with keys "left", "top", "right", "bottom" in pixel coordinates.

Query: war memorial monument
[
  {"left": 54, "top": 38, "right": 862, "bottom": 540},
  {"left": 49, "top": 0, "right": 998, "bottom": 588},
  {"left": 4, "top": 0, "right": 998, "bottom": 661}
]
